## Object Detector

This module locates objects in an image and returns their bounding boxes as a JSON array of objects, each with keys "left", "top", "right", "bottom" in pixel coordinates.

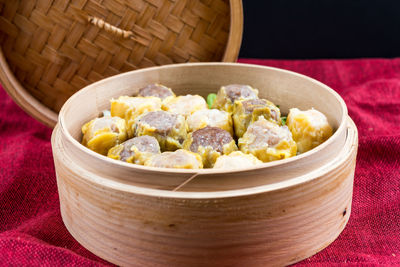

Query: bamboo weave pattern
[{"left": 0, "top": 0, "right": 233, "bottom": 112}]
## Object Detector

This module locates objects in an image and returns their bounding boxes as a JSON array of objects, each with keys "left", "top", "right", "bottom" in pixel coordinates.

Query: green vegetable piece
[
  {"left": 281, "top": 116, "right": 287, "bottom": 126},
  {"left": 207, "top": 93, "right": 217, "bottom": 109}
]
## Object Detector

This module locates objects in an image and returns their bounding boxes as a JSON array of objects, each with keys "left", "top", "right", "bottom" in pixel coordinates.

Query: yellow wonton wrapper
[
  {"left": 110, "top": 96, "right": 162, "bottom": 137},
  {"left": 239, "top": 117, "right": 297, "bottom": 162},
  {"left": 183, "top": 138, "right": 237, "bottom": 168},
  {"left": 134, "top": 111, "right": 187, "bottom": 151},
  {"left": 212, "top": 84, "right": 259, "bottom": 113},
  {"left": 107, "top": 136, "right": 161, "bottom": 165},
  {"left": 82, "top": 116, "right": 127, "bottom": 155},
  {"left": 287, "top": 108, "right": 333, "bottom": 154},
  {"left": 232, "top": 98, "right": 281, "bottom": 138},
  {"left": 183, "top": 126, "right": 237, "bottom": 168}
]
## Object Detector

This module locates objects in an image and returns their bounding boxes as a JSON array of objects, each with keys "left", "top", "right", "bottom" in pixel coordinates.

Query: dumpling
[
  {"left": 239, "top": 117, "right": 297, "bottom": 162},
  {"left": 133, "top": 110, "right": 187, "bottom": 151},
  {"left": 110, "top": 96, "right": 161, "bottom": 119},
  {"left": 110, "top": 96, "right": 162, "bottom": 137},
  {"left": 213, "top": 151, "right": 262, "bottom": 169},
  {"left": 183, "top": 126, "right": 237, "bottom": 168},
  {"left": 286, "top": 108, "right": 333, "bottom": 153},
  {"left": 162, "top": 94, "right": 207, "bottom": 117},
  {"left": 108, "top": 135, "right": 160, "bottom": 164},
  {"left": 232, "top": 98, "right": 281, "bottom": 138},
  {"left": 212, "top": 84, "right": 258, "bottom": 113},
  {"left": 137, "top": 83, "right": 175, "bottom": 100},
  {"left": 81, "top": 116, "right": 127, "bottom": 155},
  {"left": 145, "top": 149, "right": 203, "bottom": 169},
  {"left": 187, "top": 109, "right": 233, "bottom": 135}
]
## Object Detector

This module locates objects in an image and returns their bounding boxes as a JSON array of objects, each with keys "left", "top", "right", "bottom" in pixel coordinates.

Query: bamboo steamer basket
[
  {"left": 52, "top": 62, "right": 358, "bottom": 266},
  {"left": 0, "top": 0, "right": 243, "bottom": 128}
]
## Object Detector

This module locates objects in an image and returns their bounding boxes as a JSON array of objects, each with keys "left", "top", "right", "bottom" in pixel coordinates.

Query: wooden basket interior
[
  {"left": 0, "top": 0, "right": 243, "bottom": 127},
  {"left": 59, "top": 63, "right": 348, "bottom": 192}
]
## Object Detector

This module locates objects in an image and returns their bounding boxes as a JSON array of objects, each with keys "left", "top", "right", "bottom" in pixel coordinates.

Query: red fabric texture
[{"left": 1, "top": 58, "right": 399, "bottom": 266}]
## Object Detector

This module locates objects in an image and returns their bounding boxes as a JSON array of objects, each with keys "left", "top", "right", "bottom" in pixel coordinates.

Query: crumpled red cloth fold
[{"left": 1, "top": 59, "right": 399, "bottom": 266}]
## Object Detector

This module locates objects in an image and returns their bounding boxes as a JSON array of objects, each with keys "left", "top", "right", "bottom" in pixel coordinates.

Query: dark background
[{"left": 239, "top": 1, "right": 400, "bottom": 59}]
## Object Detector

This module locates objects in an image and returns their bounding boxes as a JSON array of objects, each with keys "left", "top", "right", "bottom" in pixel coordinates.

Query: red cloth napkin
[{"left": 1, "top": 59, "right": 399, "bottom": 266}]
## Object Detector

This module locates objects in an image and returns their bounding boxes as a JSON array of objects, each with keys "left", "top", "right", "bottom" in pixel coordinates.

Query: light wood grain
[
  {"left": 223, "top": 0, "right": 243, "bottom": 61},
  {"left": 52, "top": 63, "right": 358, "bottom": 266}
]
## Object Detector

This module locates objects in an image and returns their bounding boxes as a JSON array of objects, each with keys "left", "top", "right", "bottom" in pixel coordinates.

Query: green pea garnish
[
  {"left": 281, "top": 116, "right": 287, "bottom": 126},
  {"left": 207, "top": 93, "right": 217, "bottom": 109}
]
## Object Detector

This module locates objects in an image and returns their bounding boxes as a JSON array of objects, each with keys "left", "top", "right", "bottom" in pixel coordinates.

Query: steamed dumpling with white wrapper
[
  {"left": 162, "top": 94, "right": 207, "bottom": 117},
  {"left": 187, "top": 109, "right": 233, "bottom": 135},
  {"left": 145, "top": 149, "right": 203, "bottom": 169},
  {"left": 213, "top": 151, "right": 262, "bottom": 169},
  {"left": 286, "top": 108, "right": 333, "bottom": 154},
  {"left": 239, "top": 117, "right": 297, "bottom": 162}
]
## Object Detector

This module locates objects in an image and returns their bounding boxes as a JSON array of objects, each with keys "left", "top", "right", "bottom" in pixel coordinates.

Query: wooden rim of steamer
[
  {"left": 53, "top": 116, "right": 357, "bottom": 196},
  {"left": 57, "top": 62, "right": 351, "bottom": 193}
]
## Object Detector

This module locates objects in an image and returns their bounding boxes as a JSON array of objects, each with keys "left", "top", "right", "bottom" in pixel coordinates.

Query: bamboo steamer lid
[{"left": 0, "top": 0, "right": 243, "bottom": 128}]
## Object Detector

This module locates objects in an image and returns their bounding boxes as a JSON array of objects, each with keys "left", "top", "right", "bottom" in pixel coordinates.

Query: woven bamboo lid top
[{"left": 0, "top": 0, "right": 243, "bottom": 128}]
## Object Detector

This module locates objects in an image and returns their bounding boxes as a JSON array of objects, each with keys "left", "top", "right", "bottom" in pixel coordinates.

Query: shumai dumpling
[
  {"left": 110, "top": 96, "right": 162, "bottom": 137},
  {"left": 233, "top": 98, "right": 281, "bottom": 138},
  {"left": 82, "top": 116, "right": 127, "bottom": 155},
  {"left": 239, "top": 117, "right": 297, "bottom": 162},
  {"left": 137, "top": 83, "right": 175, "bottom": 100},
  {"left": 212, "top": 84, "right": 259, "bottom": 113},
  {"left": 287, "top": 108, "right": 333, "bottom": 154},
  {"left": 187, "top": 109, "right": 233, "bottom": 135},
  {"left": 162, "top": 94, "right": 207, "bottom": 117},
  {"left": 213, "top": 151, "right": 262, "bottom": 169},
  {"left": 145, "top": 149, "right": 203, "bottom": 169},
  {"left": 108, "top": 135, "right": 160, "bottom": 164},
  {"left": 183, "top": 126, "right": 237, "bottom": 168},
  {"left": 110, "top": 96, "right": 161, "bottom": 119},
  {"left": 133, "top": 110, "right": 187, "bottom": 151}
]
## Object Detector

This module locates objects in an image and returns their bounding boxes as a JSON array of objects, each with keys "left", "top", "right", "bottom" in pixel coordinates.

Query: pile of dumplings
[{"left": 81, "top": 84, "right": 333, "bottom": 169}]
